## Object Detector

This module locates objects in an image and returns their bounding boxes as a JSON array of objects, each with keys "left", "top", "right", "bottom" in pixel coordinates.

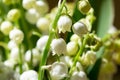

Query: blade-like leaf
[{"left": 97, "top": 0, "right": 114, "bottom": 38}]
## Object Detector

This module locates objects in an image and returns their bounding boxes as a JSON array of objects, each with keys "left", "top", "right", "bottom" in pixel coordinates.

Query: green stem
[
  {"left": 38, "top": 0, "right": 66, "bottom": 80},
  {"left": 19, "top": 44, "right": 23, "bottom": 74},
  {"left": 69, "top": 34, "right": 89, "bottom": 75}
]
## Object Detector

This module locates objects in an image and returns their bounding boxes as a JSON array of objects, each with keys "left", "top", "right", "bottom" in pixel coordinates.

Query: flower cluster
[{"left": 0, "top": 0, "right": 119, "bottom": 80}]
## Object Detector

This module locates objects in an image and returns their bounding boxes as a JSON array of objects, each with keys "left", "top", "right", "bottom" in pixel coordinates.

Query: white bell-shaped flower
[
  {"left": 9, "top": 28, "right": 24, "bottom": 44},
  {"left": 70, "top": 71, "right": 88, "bottom": 80},
  {"left": 25, "top": 48, "right": 41, "bottom": 66},
  {"left": 57, "top": 15, "right": 72, "bottom": 33},
  {"left": 67, "top": 41, "right": 78, "bottom": 56},
  {"left": 36, "top": 35, "right": 48, "bottom": 51},
  {"left": 50, "top": 62, "right": 68, "bottom": 80},
  {"left": 36, "top": 17, "right": 50, "bottom": 34},
  {"left": 0, "top": 21, "right": 13, "bottom": 35},
  {"left": 34, "top": 0, "right": 49, "bottom": 14},
  {"left": 25, "top": 8, "right": 40, "bottom": 24},
  {"left": 4, "top": 59, "right": 17, "bottom": 69},
  {"left": 72, "top": 21, "right": 88, "bottom": 37},
  {"left": 10, "top": 47, "right": 20, "bottom": 61},
  {"left": 20, "top": 70, "right": 38, "bottom": 80},
  {"left": 7, "top": 9, "right": 20, "bottom": 22},
  {"left": 51, "top": 38, "right": 67, "bottom": 55},
  {"left": 22, "top": 0, "right": 35, "bottom": 10}
]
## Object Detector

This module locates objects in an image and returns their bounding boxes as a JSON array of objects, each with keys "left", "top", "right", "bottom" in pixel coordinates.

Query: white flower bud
[
  {"left": 71, "top": 71, "right": 88, "bottom": 80},
  {"left": 70, "top": 34, "right": 80, "bottom": 42},
  {"left": 7, "top": 9, "right": 21, "bottom": 22},
  {"left": 81, "top": 51, "right": 96, "bottom": 65},
  {"left": 4, "top": 59, "right": 17, "bottom": 69},
  {"left": 57, "top": 15, "right": 72, "bottom": 33},
  {"left": 34, "top": 0, "right": 49, "bottom": 14},
  {"left": 36, "top": 17, "right": 50, "bottom": 34},
  {"left": 78, "top": 0, "right": 91, "bottom": 14},
  {"left": 72, "top": 21, "right": 88, "bottom": 37},
  {"left": 0, "top": 21, "right": 13, "bottom": 35},
  {"left": 20, "top": 70, "right": 38, "bottom": 80},
  {"left": 36, "top": 35, "right": 48, "bottom": 51},
  {"left": 22, "top": 0, "right": 35, "bottom": 10},
  {"left": 9, "top": 28, "right": 24, "bottom": 44},
  {"left": 25, "top": 48, "right": 41, "bottom": 66},
  {"left": 8, "top": 40, "right": 18, "bottom": 50},
  {"left": 50, "top": 62, "right": 68, "bottom": 80},
  {"left": 25, "top": 8, "right": 40, "bottom": 24},
  {"left": 67, "top": 41, "right": 78, "bottom": 56},
  {"left": 51, "top": 38, "right": 67, "bottom": 55}
]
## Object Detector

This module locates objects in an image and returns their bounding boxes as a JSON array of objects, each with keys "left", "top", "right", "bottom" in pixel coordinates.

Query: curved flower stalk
[{"left": 38, "top": 0, "right": 66, "bottom": 80}]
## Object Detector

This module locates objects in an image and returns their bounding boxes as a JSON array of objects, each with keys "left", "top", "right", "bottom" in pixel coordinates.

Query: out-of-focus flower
[
  {"left": 7, "top": 9, "right": 21, "bottom": 22},
  {"left": 36, "top": 35, "right": 49, "bottom": 51},
  {"left": 9, "top": 28, "right": 24, "bottom": 44},
  {"left": 22, "top": 0, "right": 36, "bottom": 10},
  {"left": 25, "top": 8, "right": 40, "bottom": 24},
  {"left": 34, "top": 0, "right": 49, "bottom": 14},
  {"left": 36, "top": 17, "right": 50, "bottom": 34},
  {"left": 20, "top": 70, "right": 38, "bottom": 80},
  {"left": 70, "top": 71, "right": 88, "bottom": 80},
  {"left": 0, "top": 21, "right": 13, "bottom": 35},
  {"left": 25, "top": 48, "right": 41, "bottom": 66}
]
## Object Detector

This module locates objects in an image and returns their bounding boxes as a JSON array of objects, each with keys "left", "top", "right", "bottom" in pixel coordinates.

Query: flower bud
[
  {"left": 81, "top": 51, "right": 96, "bottom": 65},
  {"left": 50, "top": 62, "right": 68, "bottom": 80},
  {"left": 51, "top": 38, "right": 67, "bottom": 55},
  {"left": 36, "top": 17, "right": 50, "bottom": 34},
  {"left": 78, "top": 0, "right": 91, "bottom": 14},
  {"left": 34, "top": 0, "right": 49, "bottom": 14},
  {"left": 9, "top": 28, "right": 24, "bottom": 44},
  {"left": 70, "top": 34, "right": 80, "bottom": 42},
  {"left": 67, "top": 41, "right": 78, "bottom": 56},
  {"left": 25, "top": 8, "right": 40, "bottom": 24},
  {"left": 70, "top": 71, "right": 88, "bottom": 80},
  {"left": 20, "top": 70, "right": 38, "bottom": 80},
  {"left": 25, "top": 48, "right": 41, "bottom": 66},
  {"left": 7, "top": 9, "right": 21, "bottom": 22},
  {"left": 22, "top": 0, "right": 35, "bottom": 10},
  {"left": 57, "top": 15, "right": 72, "bottom": 33},
  {"left": 36, "top": 35, "right": 48, "bottom": 51},
  {"left": 0, "top": 21, "right": 13, "bottom": 35},
  {"left": 72, "top": 21, "right": 88, "bottom": 37}
]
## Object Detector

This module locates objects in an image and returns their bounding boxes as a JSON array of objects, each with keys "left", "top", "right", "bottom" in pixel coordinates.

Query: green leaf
[{"left": 96, "top": 0, "right": 114, "bottom": 38}]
